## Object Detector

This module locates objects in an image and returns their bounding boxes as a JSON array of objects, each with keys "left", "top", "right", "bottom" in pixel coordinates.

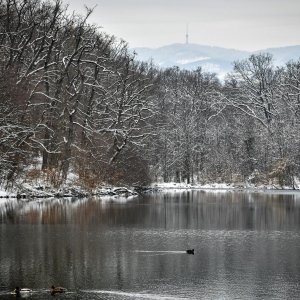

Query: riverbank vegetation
[{"left": 1, "top": 0, "right": 300, "bottom": 191}]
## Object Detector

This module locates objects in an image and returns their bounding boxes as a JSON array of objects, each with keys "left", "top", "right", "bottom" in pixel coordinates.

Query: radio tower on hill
[{"left": 185, "top": 23, "right": 189, "bottom": 45}]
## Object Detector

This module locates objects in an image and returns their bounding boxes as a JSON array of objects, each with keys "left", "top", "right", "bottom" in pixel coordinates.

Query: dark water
[{"left": 0, "top": 191, "right": 300, "bottom": 299}]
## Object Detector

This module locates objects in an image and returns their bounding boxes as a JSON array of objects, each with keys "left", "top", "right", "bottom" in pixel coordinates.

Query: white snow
[
  {"left": 0, "top": 190, "right": 7, "bottom": 197},
  {"left": 176, "top": 57, "right": 210, "bottom": 65},
  {"left": 152, "top": 182, "right": 235, "bottom": 190},
  {"left": 294, "top": 177, "right": 300, "bottom": 189},
  {"left": 0, "top": 188, "right": 17, "bottom": 198},
  {"left": 151, "top": 180, "right": 300, "bottom": 192}
]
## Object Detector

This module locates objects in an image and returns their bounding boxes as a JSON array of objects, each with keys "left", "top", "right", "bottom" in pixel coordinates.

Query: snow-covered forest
[{"left": 1, "top": 0, "right": 300, "bottom": 190}]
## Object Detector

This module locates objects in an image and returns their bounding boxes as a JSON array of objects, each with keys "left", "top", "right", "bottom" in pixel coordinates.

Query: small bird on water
[
  {"left": 50, "top": 285, "right": 66, "bottom": 295},
  {"left": 186, "top": 249, "right": 194, "bottom": 254}
]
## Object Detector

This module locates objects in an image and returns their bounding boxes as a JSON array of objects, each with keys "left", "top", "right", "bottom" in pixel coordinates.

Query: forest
[{"left": 1, "top": 0, "right": 300, "bottom": 189}]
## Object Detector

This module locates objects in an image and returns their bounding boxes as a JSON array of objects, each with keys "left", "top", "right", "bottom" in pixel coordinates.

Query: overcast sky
[{"left": 67, "top": 0, "right": 300, "bottom": 51}]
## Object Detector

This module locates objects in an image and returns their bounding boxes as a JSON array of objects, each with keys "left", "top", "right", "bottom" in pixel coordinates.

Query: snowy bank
[
  {"left": 153, "top": 182, "right": 235, "bottom": 190},
  {"left": 1, "top": 178, "right": 299, "bottom": 199},
  {"left": 151, "top": 181, "right": 300, "bottom": 192},
  {"left": 0, "top": 184, "right": 138, "bottom": 199}
]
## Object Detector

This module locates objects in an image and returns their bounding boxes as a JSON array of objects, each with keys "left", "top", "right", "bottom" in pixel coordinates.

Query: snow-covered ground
[
  {"left": 0, "top": 184, "right": 138, "bottom": 199},
  {"left": 152, "top": 180, "right": 300, "bottom": 192},
  {"left": 153, "top": 182, "right": 234, "bottom": 189},
  {"left": 0, "top": 189, "right": 17, "bottom": 198},
  {"left": 1, "top": 178, "right": 300, "bottom": 199}
]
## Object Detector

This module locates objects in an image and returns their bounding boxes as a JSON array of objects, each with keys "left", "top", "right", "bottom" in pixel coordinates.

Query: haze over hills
[{"left": 133, "top": 43, "right": 300, "bottom": 78}]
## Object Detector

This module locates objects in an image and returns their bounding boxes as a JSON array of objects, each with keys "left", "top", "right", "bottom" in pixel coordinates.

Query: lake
[{"left": 0, "top": 190, "right": 300, "bottom": 299}]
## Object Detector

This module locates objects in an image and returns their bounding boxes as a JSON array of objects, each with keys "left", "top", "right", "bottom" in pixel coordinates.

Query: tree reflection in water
[{"left": 0, "top": 191, "right": 300, "bottom": 299}]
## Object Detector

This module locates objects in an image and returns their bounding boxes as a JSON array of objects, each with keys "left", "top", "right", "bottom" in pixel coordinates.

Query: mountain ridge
[{"left": 132, "top": 43, "right": 300, "bottom": 77}]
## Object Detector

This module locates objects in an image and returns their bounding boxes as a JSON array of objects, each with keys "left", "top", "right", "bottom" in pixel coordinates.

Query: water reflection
[
  {"left": 0, "top": 191, "right": 300, "bottom": 299},
  {"left": 1, "top": 191, "right": 300, "bottom": 230}
]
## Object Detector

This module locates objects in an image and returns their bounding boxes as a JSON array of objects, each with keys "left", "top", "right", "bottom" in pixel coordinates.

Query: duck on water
[
  {"left": 186, "top": 249, "right": 194, "bottom": 254},
  {"left": 51, "top": 285, "right": 66, "bottom": 295}
]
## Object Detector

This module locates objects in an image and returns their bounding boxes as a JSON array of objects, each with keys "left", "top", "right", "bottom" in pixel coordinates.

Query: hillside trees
[
  {"left": 148, "top": 54, "right": 300, "bottom": 186},
  {"left": 0, "top": 65, "right": 31, "bottom": 185},
  {"left": 148, "top": 67, "right": 223, "bottom": 183},
  {"left": 277, "top": 59, "right": 300, "bottom": 184},
  {"left": 222, "top": 54, "right": 300, "bottom": 185},
  {"left": 0, "top": 0, "right": 155, "bottom": 186},
  {"left": 0, "top": 0, "right": 299, "bottom": 188}
]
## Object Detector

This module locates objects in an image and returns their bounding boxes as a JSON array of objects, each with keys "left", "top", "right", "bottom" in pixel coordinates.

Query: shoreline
[
  {"left": 153, "top": 187, "right": 300, "bottom": 194},
  {"left": 0, "top": 186, "right": 139, "bottom": 199},
  {"left": 1, "top": 182, "right": 300, "bottom": 199},
  {"left": 151, "top": 182, "right": 300, "bottom": 193}
]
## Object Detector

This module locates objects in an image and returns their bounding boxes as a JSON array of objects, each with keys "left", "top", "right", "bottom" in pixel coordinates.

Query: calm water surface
[{"left": 0, "top": 191, "right": 300, "bottom": 299}]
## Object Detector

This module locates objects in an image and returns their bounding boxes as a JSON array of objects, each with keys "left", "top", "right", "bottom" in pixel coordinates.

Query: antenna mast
[{"left": 185, "top": 23, "right": 189, "bottom": 45}]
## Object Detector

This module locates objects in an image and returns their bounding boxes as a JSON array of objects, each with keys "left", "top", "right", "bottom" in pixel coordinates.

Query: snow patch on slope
[{"left": 176, "top": 57, "right": 210, "bottom": 65}]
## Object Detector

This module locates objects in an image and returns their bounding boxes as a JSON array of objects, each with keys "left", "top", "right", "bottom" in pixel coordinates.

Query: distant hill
[
  {"left": 254, "top": 45, "right": 300, "bottom": 65},
  {"left": 133, "top": 43, "right": 300, "bottom": 78}
]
